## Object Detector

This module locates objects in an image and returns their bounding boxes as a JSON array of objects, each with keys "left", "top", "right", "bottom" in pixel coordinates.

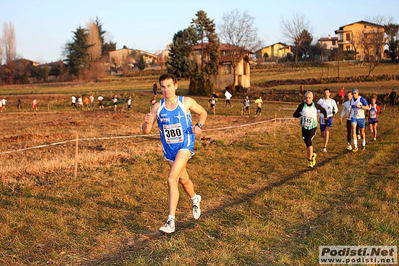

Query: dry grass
[
  {"left": 251, "top": 62, "right": 399, "bottom": 83},
  {"left": 0, "top": 72, "right": 398, "bottom": 265}
]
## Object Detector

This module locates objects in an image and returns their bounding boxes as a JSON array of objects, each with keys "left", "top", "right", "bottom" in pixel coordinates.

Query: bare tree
[
  {"left": 86, "top": 18, "right": 102, "bottom": 62},
  {"left": 219, "top": 9, "right": 261, "bottom": 89},
  {"left": 355, "top": 19, "right": 387, "bottom": 76},
  {"left": 280, "top": 13, "right": 311, "bottom": 63},
  {"left": 2, "top": 22, "right": 17, "bottom": 64},
  {"left": 158, "top": 53, "right": 166, "bottom": 70}
]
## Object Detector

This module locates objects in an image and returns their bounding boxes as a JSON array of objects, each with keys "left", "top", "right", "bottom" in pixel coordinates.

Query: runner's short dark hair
[{"left": 159, "top": 73, "right": 177, "bottom": 85}]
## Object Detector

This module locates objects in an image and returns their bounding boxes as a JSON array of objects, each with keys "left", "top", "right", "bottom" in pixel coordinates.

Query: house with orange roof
[
  {"left": 191, "top": 43, "right": 252, "bottom": 91},
  {"left": 334, "top": 20, "right": 385, "bottom": 61}
]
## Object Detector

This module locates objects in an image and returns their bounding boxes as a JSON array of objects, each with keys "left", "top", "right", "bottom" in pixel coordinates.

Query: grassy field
[
  {"left": 0, "top": 65, "right": 398, "bottom": 265},
  {"left": 251, "top": 61, "right": 399, "bottom": 83}
]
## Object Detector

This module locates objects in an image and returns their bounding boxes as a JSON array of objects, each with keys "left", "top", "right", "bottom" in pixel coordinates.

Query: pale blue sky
[{"left": 1, "top": 0, "right": 398, "bottom": 63}]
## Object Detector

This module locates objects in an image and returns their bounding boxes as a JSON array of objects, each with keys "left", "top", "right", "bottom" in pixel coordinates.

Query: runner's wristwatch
[{"left": 195, "top": 123, "right": 203, "bottom": 129}]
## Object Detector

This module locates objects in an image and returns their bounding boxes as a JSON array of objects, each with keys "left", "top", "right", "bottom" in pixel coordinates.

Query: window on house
[
  {"left": 332, "top": 40, "right": 336, "bottom": 46},
  {"left": 223, "top": 64, "right": 231, "bottom": 74},
  {"left": 243, "top": 61, "right": 247, "bottom": 75},
  {"left": 346, "top": 33, "right": 350, "bottom": 42}
]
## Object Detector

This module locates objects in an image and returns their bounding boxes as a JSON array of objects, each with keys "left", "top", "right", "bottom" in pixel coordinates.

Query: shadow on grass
[{"left": 85, "top": 149, "right": 357, "bottom": 265}]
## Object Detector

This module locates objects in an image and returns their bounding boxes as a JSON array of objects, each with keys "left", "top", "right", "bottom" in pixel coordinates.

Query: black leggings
[
  {"left": 302, "top": 127, "right": 317, "bottom": 147},
  {"left": 346, "top": 120, "right": 351, "bottom": 143}
]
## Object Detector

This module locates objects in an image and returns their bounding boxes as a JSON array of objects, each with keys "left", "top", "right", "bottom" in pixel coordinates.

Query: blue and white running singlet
[{"left": 157, "top": 96, "right": 195, "bottom": 161}]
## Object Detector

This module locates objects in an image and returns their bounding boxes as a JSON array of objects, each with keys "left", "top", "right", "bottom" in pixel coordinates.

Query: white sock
[
  {"left": 353, "top": 139, "right": 357, "bottom": 147},
  {"left": 362, "top": 139, "right": 366, "bottom": 146},
  {"left": 168, "top": 215, "right": 175, "bottom": 221},
  {"left": 191, "top": 195, "right": 197, "bottom": 201}
]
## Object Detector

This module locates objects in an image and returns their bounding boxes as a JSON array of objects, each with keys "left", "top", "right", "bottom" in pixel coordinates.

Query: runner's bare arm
[
  {"left": 142, "top": 102, "right": 160, "bottom": 134},
  {"left": 185, "top": 97, "right": 207, "bottom": 134}
]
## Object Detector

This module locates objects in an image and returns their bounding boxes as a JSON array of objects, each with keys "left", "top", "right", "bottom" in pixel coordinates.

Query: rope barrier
[{"left": 0, "top": 117, "right": 295, "bottom": 156}]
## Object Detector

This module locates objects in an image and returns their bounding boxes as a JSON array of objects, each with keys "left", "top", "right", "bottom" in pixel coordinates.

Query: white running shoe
[
  {"left": 373, "top": 138, "right": 376, "bottom": 141},
  {"left": 159, "top": 218, "right": 175, "bottom": 234},
  {"left": 322, "top": 147, "right": 327, "bottom": 153},
  {"left": 192, "top": 195, "right": 201, "bottom": 220},
  {"left": 347, "top": 144, "right": 353, "bottom": 151}
]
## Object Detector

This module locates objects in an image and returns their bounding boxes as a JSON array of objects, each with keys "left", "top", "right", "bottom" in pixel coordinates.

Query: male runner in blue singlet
[{"left": 142, "top": 73, "right": 207, "bottom": 233}]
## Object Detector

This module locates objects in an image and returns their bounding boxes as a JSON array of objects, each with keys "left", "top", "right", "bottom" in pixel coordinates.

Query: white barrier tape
[
  {"left": 0, "top": 134, "right": 158, "bottom": 155},
  {"left": 0, "top": 117, "right": 295, "bottom": 155},
  {"left": 204, "top": 117, "right": 295, "bottom": 132}
]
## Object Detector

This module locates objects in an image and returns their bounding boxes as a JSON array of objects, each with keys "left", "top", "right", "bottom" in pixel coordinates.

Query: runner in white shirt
[
  {"left": 1, "top": 99, "right": 7, "bottom": 111},
  {"left": 77, "top": 96, "right": 83, "bottom": 110},
  {"left": 225, "top": 90, "right": 233, "bottom": 108},
  {"left": 350, "top": 88, "right": 369, "bottom": 152},
  {"left": 126, "top": 96, "right": 132, "bottom": 111},
  {"left": 98, "top": 95, "right": 104, "bottom": 109},
  {"left": 317, "top": 88, "right": 338, "bottom": 153},
  {"left": 71, "top": 96, "right": 76, "bottom": 108},
  {"left": 339, "top": 91, "right": 353, "bottom": 150}
]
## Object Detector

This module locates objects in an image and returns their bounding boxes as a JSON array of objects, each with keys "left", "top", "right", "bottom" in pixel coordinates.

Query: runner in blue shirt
[{"left": 142, "top": 73, "right": 207, "bottom": 234}]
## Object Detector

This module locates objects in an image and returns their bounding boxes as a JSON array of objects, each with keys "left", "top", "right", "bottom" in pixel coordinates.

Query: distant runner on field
[
  {"left": 98, "top": 95, "right": 104, "bottom": 109},
  {"left": 255, "top": 96, "right": 263, "bottom": 116},
  {"left": 224, "top": 89, "right": 233, "bottom": 108},
  {"left": 243, "top": 96, "right": 250, "bottom": 115},
  {"left": 112, "top": 94, "right": 118, "bottom": 112},
  {"left": 32, "top": 99, "right": 38, "bottom": 111},
  {"left": 71, "top": 95, "right": 77, "bottom": 108}
]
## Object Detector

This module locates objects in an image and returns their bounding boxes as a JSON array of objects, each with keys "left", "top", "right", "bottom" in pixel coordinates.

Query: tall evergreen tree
[
  {"left": 64, "top": 26, "right": 92, "bottom": 76},
  {"left": 385, "top": 23, "right": 399, "bottom": 62},
  {"left": 167, "top": 10, "right": 219, "bottom": 95},
  {"left": 190, "top": 10, "right": 220, "bottom": 95},
  {"left": 138, "top": 54, "right": 146, "bottom": 70},
  {"left": 166, "top": 26, "right": 198, "bottom": 78},
  {"left": 297, "top": 29, "right": 313, "bottom": 60},
  {"left": 191, "top": 10, "right": 220, "bottom": 77}
]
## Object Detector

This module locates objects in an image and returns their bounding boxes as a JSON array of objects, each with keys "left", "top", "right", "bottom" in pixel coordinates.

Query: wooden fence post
[{"left": 74, "top": 133, "right": 78, "bottom": 178}]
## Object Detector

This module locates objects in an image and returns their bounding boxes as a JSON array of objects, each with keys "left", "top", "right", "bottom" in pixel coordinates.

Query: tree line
[
  {"left": 0, "top": 12, "right": 398, "bottom": 89},
  {"left": 0, "top": 17, "right": 116, "bottom": 85}
]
